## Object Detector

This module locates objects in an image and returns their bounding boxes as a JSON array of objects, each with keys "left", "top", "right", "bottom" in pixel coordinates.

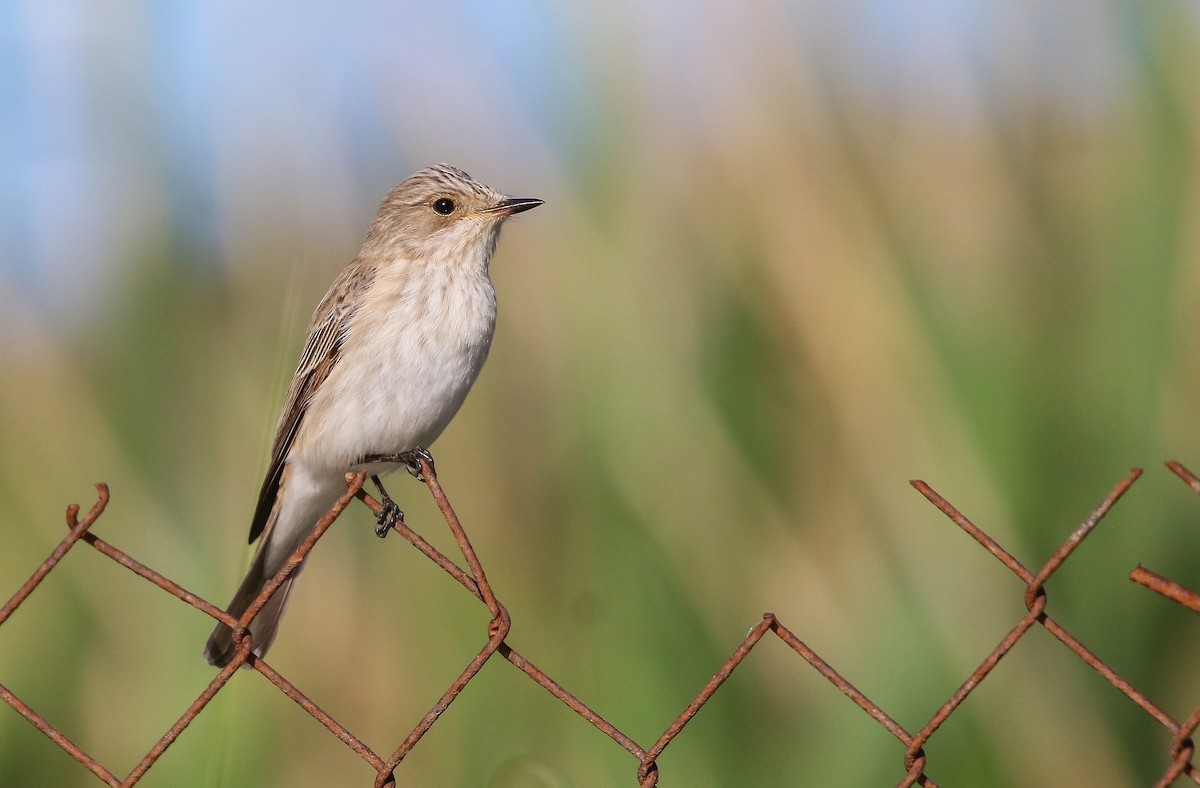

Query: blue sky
[{"left": 0, "top": 1, "right": 1142, "bottom": 319}]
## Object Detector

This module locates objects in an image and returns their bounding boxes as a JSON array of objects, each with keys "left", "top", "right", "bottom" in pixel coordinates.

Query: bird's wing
[{"left": 247, "top": 262, "right": 372, "bottom": 543}]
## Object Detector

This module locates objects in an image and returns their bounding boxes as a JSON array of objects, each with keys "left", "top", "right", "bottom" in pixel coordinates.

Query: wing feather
[{"left": 247, "top": 263, "right": 372, "bottom": 543}]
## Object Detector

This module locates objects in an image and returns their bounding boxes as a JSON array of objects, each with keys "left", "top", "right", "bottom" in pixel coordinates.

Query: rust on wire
[
  {"left": 1131, "top": 565, "right": 1200, "bottom": 615},
  {"left": 0, "top": 483, "right": 109, "bottom": 627},
  {"left": 903, "top": 467, "right": 1142, "bottom": 773},
  {"left": 1167, "top": 460, "right": 1200, "bottom": 493},
  {"left": 0, "top": 463, "right": 1198, "bottom": 786},
  {"left": 377, "top": 497, "right": 512, "bottom": 785}
]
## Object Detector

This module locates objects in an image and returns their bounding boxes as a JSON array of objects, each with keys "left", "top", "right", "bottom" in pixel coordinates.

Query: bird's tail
[{"left": 203, "top": 549, "right": 303, "bottom": 669}]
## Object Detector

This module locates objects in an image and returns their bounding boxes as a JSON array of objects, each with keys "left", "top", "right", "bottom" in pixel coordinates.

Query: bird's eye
[{"left": 433, "top": 198, "right": 456, "bottom": 215}]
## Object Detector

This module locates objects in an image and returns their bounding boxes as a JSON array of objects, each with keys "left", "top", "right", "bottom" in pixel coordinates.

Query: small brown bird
[{"left": 204, "top": 164, "right": 541, "bottom": 668}]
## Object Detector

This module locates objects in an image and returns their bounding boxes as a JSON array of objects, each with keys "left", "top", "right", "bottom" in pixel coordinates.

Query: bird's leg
[
  {"left": 371, "top": 474, "right": 403, "bottom": 538},
  {"left": 360, "top": 447, "right": 435, "bottom": 478}
]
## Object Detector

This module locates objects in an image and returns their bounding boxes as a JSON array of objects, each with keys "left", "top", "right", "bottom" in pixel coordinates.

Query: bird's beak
[{"left": 479, "top": 197, "right": 543, "bottom": 217}]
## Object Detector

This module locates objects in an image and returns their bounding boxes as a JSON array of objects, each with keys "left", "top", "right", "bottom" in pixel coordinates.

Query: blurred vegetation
[{"left": 2, "top": 3, "right": 1200, "bottom": 787}]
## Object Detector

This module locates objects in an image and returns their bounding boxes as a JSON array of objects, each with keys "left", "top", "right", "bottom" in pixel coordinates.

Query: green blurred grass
[{"left": 3, "top": 5, "right": 1200, "bottom": 787}]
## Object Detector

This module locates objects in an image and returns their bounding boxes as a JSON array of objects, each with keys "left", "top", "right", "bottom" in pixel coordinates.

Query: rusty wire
[{"left": 1, "top": 461, "right": 1198, "bottom": 786}]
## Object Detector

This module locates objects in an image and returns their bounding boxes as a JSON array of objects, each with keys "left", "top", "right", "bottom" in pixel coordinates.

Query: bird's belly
[{"left": 294, "top": 309, "right": 494, "bottom": 472}]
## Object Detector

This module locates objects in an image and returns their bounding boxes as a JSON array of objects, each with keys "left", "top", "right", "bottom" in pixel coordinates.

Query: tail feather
[
  {"left": 203, "top": 551, "right": 304, "bottom": 668},
  {"left": 206, "top": 462, "right": 338, "bottom": 668}
]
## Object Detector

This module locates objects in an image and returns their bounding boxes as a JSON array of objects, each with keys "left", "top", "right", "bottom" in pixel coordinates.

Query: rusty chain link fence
[{"left": 2, "top": 458, "right": 1198, "bottom": 787}]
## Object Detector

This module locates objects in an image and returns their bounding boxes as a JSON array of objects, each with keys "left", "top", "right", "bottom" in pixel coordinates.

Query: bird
[{"left": 203, "top": 164, "right": 541, "bottom": 668}]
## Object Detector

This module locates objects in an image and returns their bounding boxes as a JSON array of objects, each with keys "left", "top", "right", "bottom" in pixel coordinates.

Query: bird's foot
[
  {"left": 399, "top": 446, "right": 436, "bottom": 481},
  {"left": 371, "top": 475, "right": 403, "bottom": 538}
]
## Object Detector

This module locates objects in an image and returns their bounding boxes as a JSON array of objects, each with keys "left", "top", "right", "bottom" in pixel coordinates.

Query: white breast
[{"left": 294, "top": 258, "right": 497, "bottom": 472}]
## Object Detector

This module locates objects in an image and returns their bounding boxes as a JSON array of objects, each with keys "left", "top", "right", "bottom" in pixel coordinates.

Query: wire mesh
[{"left": 1, "top": 459, "right": 1197, "bottom": 786}]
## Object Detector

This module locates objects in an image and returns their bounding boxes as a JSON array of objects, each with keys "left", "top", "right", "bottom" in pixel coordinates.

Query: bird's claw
[
  {"left": 375, "top": 499, "right": 402, "bottom": 538},
  {"left": 399, "top": 446, "right": 435, "bottom": 481},
  {"left": 371, "top": 474, "right": 403, "bottom": 538}
]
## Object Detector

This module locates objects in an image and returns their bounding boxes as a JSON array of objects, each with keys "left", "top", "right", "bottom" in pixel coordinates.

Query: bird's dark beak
[{"left": 481, "top": 197, "right": 543, "bottom": 216}]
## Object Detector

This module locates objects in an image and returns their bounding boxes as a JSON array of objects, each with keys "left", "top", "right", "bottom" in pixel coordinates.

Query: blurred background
[{"left": 2, "top": 2, "right": 1199, "bottom": 786}]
